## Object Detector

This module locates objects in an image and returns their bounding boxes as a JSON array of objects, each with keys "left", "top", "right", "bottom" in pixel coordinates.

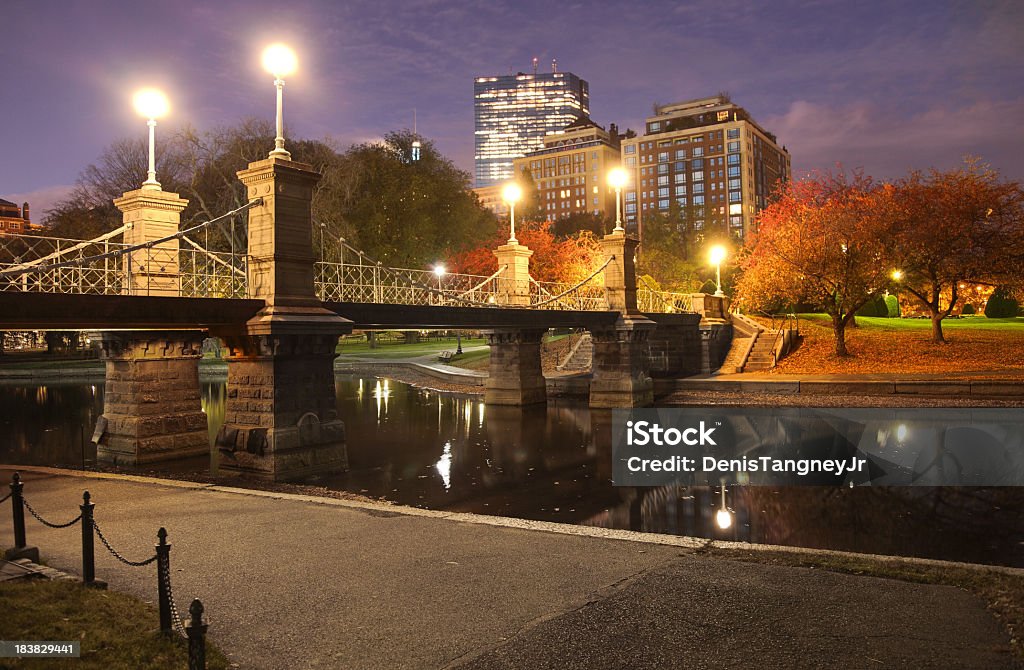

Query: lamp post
[
  {"left": 501, "top": 183, "right": 523, "bottom": 244},
  {"left": 132, "top": 88, "right": 170, "bottom": 190},
  {"left": 433, "top": 263, "right": 446, "bottom": 305},
  {"left": 709, "top": 244, "right": 727, "bottom": 297},
  {"left": 607, "top": 167, "right": 628, "bottom": 233},
  {"left": 261, "top": 43, "right": 298, "bottom": 159},
  {"left": 891, "top": 269, "right": 903, "bottom": 317}
]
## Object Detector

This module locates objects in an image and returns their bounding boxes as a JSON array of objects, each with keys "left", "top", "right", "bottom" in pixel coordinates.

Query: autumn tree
[
  {"left": 450, "top": 220, "right": 602, "bottom": 284},
  {"left": 736, "top": 171, "right": 895, "bottom": 356},
  {"left": 888, "top": 161, "right": 1024, "bottom": 342}
]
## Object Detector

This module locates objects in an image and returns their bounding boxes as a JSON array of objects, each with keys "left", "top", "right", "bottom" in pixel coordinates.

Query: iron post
[
  {"left": 187, "top": 598, "right": 208, "bottom": 670},
  {"left": 156, "top": 527, "right": 173, "bottom": 635},
  {"left": 80, "top": 491, "right": 95, "bottom": 584},
  {"left": 11, "top": 472, "right": 26, "bottom": 548}
]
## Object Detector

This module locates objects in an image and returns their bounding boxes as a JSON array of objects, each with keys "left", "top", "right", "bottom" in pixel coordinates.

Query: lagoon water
[{"left": 1, "top": 375, "right": 1021, "bottom": 567}]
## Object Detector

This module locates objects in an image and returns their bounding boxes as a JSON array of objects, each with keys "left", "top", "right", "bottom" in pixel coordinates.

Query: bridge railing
[
  {"left": 638, "top": 288, "right": 694, "bottom": 313},
  {"left": 0, "top": 231, "right": 248, "bottom": 298},
  {"left": 315, "top": 260, "right": 507, "bottom": 306}
]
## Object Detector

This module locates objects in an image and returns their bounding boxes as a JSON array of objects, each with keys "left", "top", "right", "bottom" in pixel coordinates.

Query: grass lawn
[
  {"left": 770, "top": 315, "right": 1024, "bottom": 375},
  {"left": 336, "top": 336, "right": 487, "bottom": 360},
  {"left": 0, "top": 579, "right": 229, "bottom": 669}
]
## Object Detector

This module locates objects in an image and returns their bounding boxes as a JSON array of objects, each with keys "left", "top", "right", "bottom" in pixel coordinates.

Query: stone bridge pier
[
  {"left": 589, "top": 230, "right": 656, "bottom": 408},
  {"left": 94, "top": 330, "right": 208, "bottom": 466},
  {"left": 214, "top": 156, "right": 353, "bottom": 481},
  {"left": 483, "top": 328, "right": 547, "bottom": 406}
]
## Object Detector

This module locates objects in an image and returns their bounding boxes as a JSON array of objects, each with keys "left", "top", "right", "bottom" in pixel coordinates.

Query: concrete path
[{"left": 0, "top": 467, "right": 1017, "bottom": 670}]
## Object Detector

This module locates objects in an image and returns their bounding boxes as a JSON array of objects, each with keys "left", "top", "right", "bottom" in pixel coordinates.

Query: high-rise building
[
  {"left": 513, "top": 117, "right": 621, "bottom": 220},
  {"left": 620, "top": 96, "right": 790, "bottom": 241},
  {"left": 474, "top": 63, "right": 590, "bottom": 187}
]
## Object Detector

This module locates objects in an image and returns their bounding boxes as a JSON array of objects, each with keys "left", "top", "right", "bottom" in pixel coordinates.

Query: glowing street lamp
[
  {"left": 709, "top": 244, "right": 728, "bottom": 297},
  {"left": 607, "top": 167, "right": 628, "bottom": 233},
  {"left": 433, "top": 263, "right": 446, "bottom": 300},
  {"left": 261, "top": 43, "right": 298, "bottom": 159},
  {"left": 502, "top": 182, "right": 523, "bottom": 244},
  {"left": 132, "top": 88, "right": 170, "bottom": 190},
  {"left": 891, "top": 269, "right": 904, "bottom": 281}
]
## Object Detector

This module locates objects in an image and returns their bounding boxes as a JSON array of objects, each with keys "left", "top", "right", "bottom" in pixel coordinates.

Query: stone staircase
[
  {"left": 557, "top": 333, "right": 593, "bottom": 371},
  {"left": 719, "top": 313, "right": 798, "bottom": 373},
  {"left": 743, "top": 330, "right": 782, "bottom": 371}
]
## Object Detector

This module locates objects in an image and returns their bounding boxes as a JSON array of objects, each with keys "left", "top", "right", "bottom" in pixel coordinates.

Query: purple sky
[{"left": 4, "top": 0, "right": 1022, "bottom": 216}]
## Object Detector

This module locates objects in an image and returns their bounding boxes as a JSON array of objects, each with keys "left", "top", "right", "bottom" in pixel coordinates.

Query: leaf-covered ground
[{"left": 767, "top": 315, "right": 1024, "bottom": 376}]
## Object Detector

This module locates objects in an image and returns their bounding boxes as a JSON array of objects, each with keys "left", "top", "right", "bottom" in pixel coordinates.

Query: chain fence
[{"left": 4, "top": 472, "right": 208, "bottom": 668}]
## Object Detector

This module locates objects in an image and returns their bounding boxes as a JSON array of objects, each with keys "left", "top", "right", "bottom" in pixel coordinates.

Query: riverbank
[{"left": 2, "top": 466, "right": 1020, "bottom": 668}]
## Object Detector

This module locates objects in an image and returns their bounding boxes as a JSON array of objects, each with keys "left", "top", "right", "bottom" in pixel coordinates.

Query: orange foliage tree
[
  {"left": 736, "top": 171, "right": 895, "bottom": 356},
  {"left": 450, "top": 220, "right": 603, "bottom": 284},
  {"left": 889, "top": 161, "right": 1024, "bottom": 343}
]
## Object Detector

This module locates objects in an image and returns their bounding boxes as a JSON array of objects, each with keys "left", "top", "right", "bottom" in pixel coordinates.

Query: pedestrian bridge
[{"left": 0, "top": 155, "right": 731, "bottom": 482}]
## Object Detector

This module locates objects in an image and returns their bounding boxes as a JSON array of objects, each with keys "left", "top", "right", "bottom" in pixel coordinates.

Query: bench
[{"left": 438, "top": 350, "right": 454, "bottom": 364}]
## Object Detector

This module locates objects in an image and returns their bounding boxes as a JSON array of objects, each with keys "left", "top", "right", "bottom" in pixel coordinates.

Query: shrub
[
  {"left": 985, "top": 287, "right": 1020, "bottom": 319},
  {"left": 884, "top": 294, "right": 900, "bottom": 318},
  {"left": 857, "top": 295, "right": 889, "bottom": 318},
  {"left": 961, "top": 303, "right": 975, "bottom": 315}
]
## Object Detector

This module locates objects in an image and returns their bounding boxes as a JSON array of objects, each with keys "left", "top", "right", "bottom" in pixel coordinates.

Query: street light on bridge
[
  {"left": 261, "top": 43, "right": 298, "bottom": 159},
  {"left": 709, "top": 244, "right": 727, "bottom": 297},
  {"left": 501, "top": 182, "right": 523, "bottom": 244},
  {"left": 607, "top": 167, "right": 628, "bottom": 233},
  {"left": 132, "top": 88, "right": 170, "bottom": 191}
]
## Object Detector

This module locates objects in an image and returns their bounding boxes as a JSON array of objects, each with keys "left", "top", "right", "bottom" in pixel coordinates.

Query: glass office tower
[{"left": 474, "top": 69, "right": 590, "bottom": 187}]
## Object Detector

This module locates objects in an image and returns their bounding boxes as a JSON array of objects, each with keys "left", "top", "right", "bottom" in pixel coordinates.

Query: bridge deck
[{"left": 0, "top": 293, "right": 636, "bottom": 331}]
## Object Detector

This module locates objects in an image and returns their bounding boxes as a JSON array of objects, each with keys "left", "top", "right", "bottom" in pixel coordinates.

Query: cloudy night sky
[{"left": 3, "top": 0, "right": 1022, "bottom": 215}]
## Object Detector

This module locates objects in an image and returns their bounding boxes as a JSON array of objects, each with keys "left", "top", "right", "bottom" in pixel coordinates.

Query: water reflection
[{"left": 0, "top": 376, "right": 1022, "bottom": 567}]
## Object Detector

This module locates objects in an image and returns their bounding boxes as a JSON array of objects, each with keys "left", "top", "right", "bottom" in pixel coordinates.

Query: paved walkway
[{"left": 0, "top": 467, "right": 1017, "bottom": 669}]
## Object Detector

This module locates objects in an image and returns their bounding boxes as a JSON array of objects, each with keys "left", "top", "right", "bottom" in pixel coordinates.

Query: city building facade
[
  {"left": 474, "top": 64, "right": 590, "bottom": 187},
  {"left": 513, "top": 117, "right": 622, "bottom": 220},
  {"left": 620, "top": 96, "right": 790, "bottom": 241},
  {"left": 472, "top": 183, "right": 509, "bottom": 217},
  {"left": 0, "top": 199, "right": 33, "bottom": 234}
]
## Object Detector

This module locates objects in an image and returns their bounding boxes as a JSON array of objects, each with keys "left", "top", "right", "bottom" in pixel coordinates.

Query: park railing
[{"left": 1, "top": 472, "right": 209, "bottom": 669}]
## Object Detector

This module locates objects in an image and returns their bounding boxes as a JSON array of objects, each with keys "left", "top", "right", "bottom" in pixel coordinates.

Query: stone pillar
[
  {"left": 592, "top": 229, "right": 657, "bottom": 407},
  {"left": 483, "top": 328, "right": 546, "bottom": 406},
  {"left": 589, "top": 320, "right": 656, "bottom": 408},
  {"left": 93, "top": 330, "right": 208, "bottom": 465},
  {"left": 215, "top": 333, "right": 346, "bottom": 481},
  {"left": 493, "top": 242, "right": 533, "bottom": 306},
  {"left": 215, "top": 157, "right": 353, "bottom": 481},
  {"left": 113, "top": 189, "right": 188, "bottom": 296},
  {"left": 600, "top": 230, "right": 641, "bottom": 314},
  {"left": 691, "top": 293, "right": 731, "bottom": 322}
]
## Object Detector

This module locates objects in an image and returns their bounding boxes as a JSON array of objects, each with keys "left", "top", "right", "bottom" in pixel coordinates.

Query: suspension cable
[{"left": 0, "top": 200, "right": 261, "bottom": 277}]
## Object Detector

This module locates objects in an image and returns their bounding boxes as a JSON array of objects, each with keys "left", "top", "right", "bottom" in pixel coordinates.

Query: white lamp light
[
  {"left": 132, "top": 88, "right": 170, "bottom": 190},
  {"left": 261, "top": 43, "right": 298, "bottom": 159}
]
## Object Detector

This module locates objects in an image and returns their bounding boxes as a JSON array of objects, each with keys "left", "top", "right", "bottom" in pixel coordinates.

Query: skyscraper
[{"left": 474, "top": 63, "right": 590, "bottom": 187}]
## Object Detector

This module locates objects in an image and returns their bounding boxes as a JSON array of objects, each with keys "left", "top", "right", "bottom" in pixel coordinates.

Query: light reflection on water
[{"left": 0, "top": 376, "right": 1022, "bottom": 567}]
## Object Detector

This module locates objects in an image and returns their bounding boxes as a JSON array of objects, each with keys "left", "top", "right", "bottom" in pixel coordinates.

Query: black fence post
[
  {"left": 80, "top": 491, "right": 95, "bottom": 585},
  {"left": 156, "top": 527, "right": 172, "bottom": 635},
  {"left": 4, "top": 472, "right": 38, "bottom": 563},
  {"left": 186, "top": 598, "right": 208, "bottom": 670},
  {"left": 11, "top": 472, "right": 26, "bottom": 548}
]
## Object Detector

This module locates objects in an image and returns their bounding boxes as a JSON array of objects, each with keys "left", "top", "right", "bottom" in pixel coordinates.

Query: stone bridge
[{"left": 0, "top": 155, "right": 731, "bottom": 481}]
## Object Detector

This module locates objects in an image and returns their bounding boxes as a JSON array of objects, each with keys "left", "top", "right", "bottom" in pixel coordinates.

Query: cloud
[
  {"left": 1, "top": 184, "right": 75, "bottom": 220},
  {"left": 765, "top": 98, "right": 1024, "bottom": 180}
]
